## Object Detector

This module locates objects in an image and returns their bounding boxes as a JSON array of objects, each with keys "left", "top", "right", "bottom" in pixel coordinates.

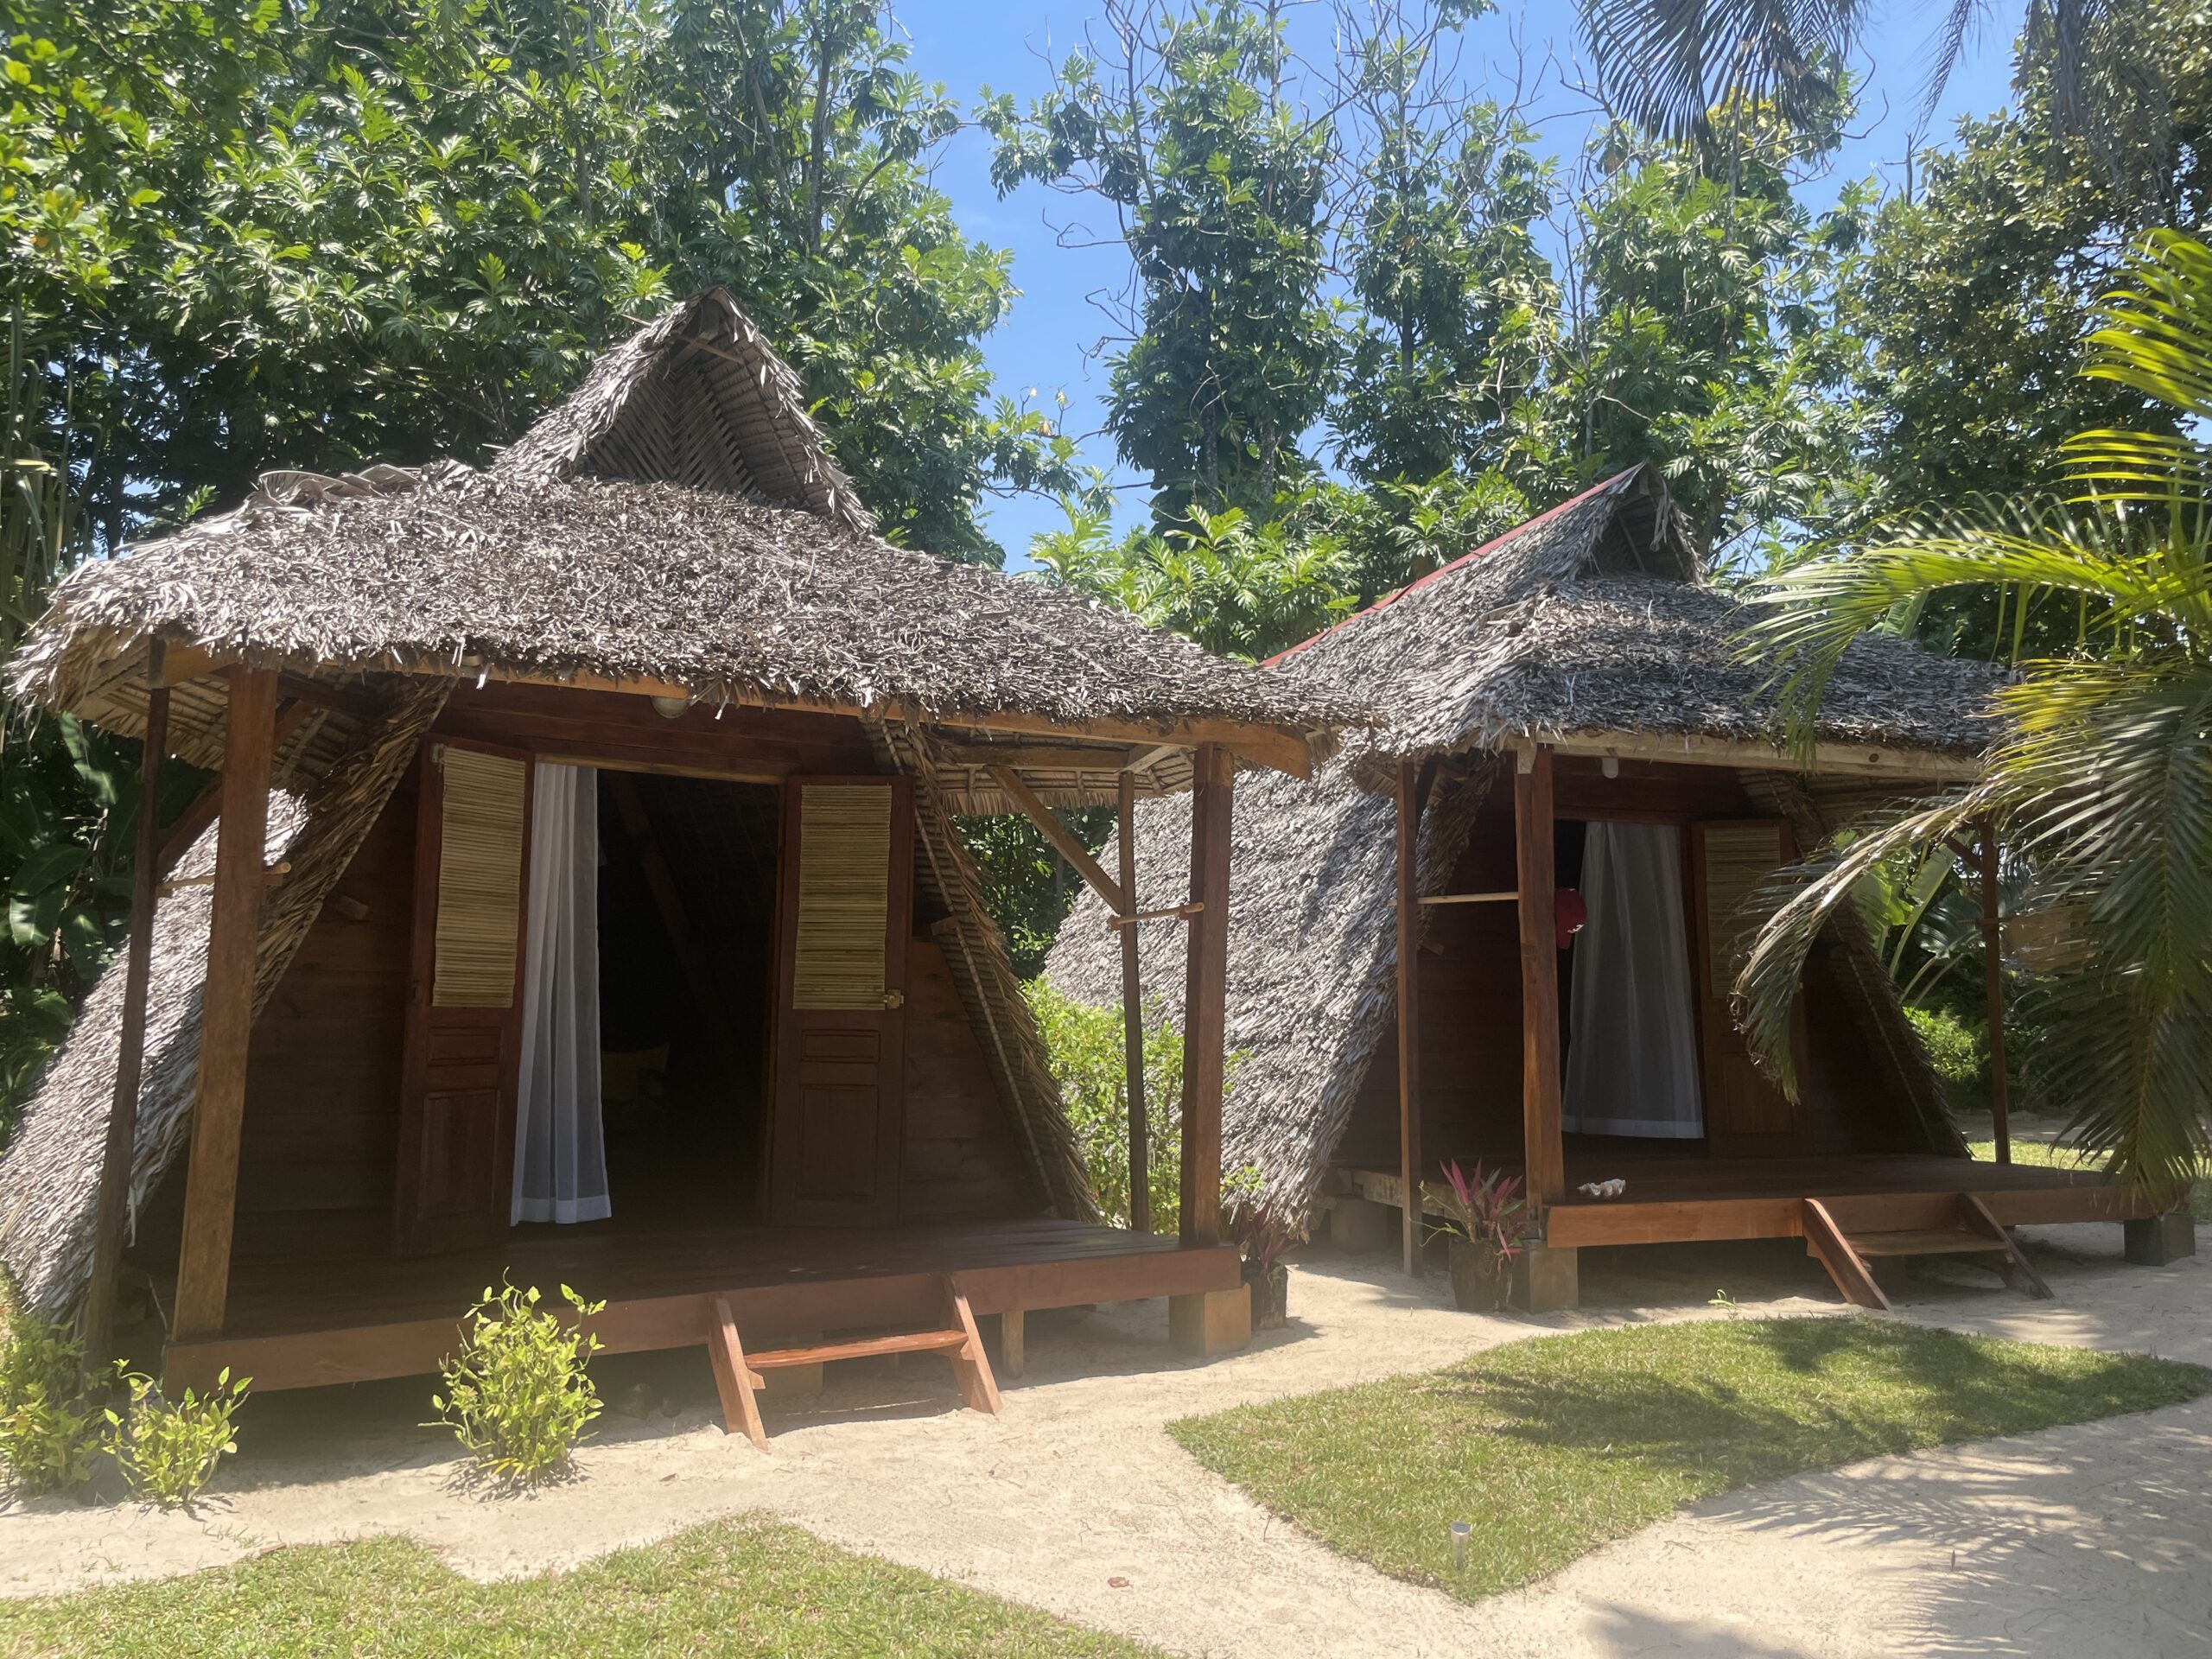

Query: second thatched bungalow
[
  {"left": 0, "top": 290, "right": 1357, "bottom": 1442},
  {"left": 1049, "top": 467, "right": 2183, "bottom": 1313}
]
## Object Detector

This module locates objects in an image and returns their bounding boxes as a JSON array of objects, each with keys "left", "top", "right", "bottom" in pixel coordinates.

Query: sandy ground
[{"left": 0, "top": 1225, "right": 2205, "bottom": 1657}]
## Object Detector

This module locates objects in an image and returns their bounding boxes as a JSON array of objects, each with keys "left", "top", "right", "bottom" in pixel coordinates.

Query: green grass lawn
[
  {"left": 0, "top": 1516, "right": 1164, "bottom": 1658},
  {"left": 1170, "top": 1317, "right": 2210, "bottom": 1603},
  {"left": 1964, "top": 1135, "right": 2212, "bottom": 1221}
]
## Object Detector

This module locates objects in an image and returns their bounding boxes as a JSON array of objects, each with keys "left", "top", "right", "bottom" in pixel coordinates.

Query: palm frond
[
  {"left": 2079, "top": 228, "right": 2212, "bottom": 423},
  {"left": 1576, "top": 0, "right": 1873, "bottom": 143}
]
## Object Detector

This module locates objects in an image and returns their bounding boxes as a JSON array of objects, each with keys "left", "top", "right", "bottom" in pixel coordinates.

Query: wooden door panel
[
  {"left": 770, "top": 777, "right": 912, "bottom": 1226},
  {"left": 1690, "top": 819, "right": 1807, "bottom": 1156},
  {"left": 394, "top": 741, "right": 533, "bottom": 1257}
]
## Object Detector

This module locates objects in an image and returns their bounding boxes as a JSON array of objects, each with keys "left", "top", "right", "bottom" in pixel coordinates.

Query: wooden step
[
  {"left": 1847, "top": 1229, "right": 2011, "bottom": 1258},
  {"left": 749, "top": 1328, "right": 969, "bottom": 1370}
]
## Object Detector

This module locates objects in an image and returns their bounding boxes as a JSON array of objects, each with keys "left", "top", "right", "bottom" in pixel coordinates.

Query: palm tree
[
  {"left": 1733, "top": 228, "right": 2212, "bottom": 1192},
  {"left": 1577, "top": 0, "right": 2156, "bottom": 154}
]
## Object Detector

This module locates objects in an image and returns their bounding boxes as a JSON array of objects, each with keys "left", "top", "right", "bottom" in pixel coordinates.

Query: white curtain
[
  {"left": 512, "top": 763, "right": 613, "bottom": 1223},
  {"left": 1562, "top": 822, "right": 1706, "bottom": 1139}
]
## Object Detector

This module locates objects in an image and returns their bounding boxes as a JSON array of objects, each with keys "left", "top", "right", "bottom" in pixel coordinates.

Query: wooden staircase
[
  {"left": 704, "top": 1272, "right": 1001, "bottom": 1450},
  {"left": 1802, "top": 1194, "right": 2053, "bottom": 1312}
]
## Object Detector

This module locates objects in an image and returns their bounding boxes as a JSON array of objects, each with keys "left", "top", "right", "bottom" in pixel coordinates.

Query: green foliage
[
  {"left": 105, "top": 1367, "right": 248, "bottom": 1509},
  {"left": 430, "top": 1282, "right": 605, "bottom": 1488},
  {"left": 986, "top": 1, "right": 1336, "bottom": 528},
  {"left": 0, "top": 1519, "right": 1171, "bottom": 1657},
  {"left": 1741, "top": 228, "right": 2212, "bottom": 1188},
  {"left": 2, "top": 0, "right": 1070, "bottom": 563},
  {"left": 960, "top": 808, "right": 1110, "bottom": 979},
  {"left": 1904, "top": 1007, "right": 1990, "bottom": 1113},
  {"left": 1173, "top": 1317, "right": 2211, "bottom": 1601},
  {"left": 0, "top": 1307, "right": 98, "bottom": 1497},
  {"left": 1020, "top": 981, "right": 1184, "bottom": 1232}
]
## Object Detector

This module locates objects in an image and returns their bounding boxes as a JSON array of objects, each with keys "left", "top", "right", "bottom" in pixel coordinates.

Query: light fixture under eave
[{"left": 649, "top": 695, "right": 690, "bottom": 721}]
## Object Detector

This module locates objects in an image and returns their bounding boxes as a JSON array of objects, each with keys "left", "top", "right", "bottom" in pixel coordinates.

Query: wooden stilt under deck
[
  {"left": 1394, "top": 760, "right": 1424, "bottom": 1278},
  {"left": 1979, "top": 818, "right": 2011, "bottom": 1164},
  {"left": 172, "top": 667, "right": 280, "bottom": 1342}
]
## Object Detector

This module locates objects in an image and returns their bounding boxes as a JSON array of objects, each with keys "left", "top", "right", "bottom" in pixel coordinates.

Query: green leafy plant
[
  {"left": 1904, "top": 1007, "right": 1990, "bottom": 1112},
  {"left": 105, "top": 1367, "right": 247, "bottom": 1509},
  {"left": 1021, "top": 981, "right": 1185, "bottom": 1232},
  {"left": 0, "top": 1307, "right": 99, "bottom": 1497},
  {"left": 430, "top": 1283, "right": 605, "bottom": 1489}
]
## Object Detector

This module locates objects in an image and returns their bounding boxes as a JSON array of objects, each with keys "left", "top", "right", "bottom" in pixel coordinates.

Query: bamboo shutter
[
  {"left": 430, "top": 746, "right": 529, "bottom": 1008},
  {"left": 1699, "top": 822, "right": 1787, "bottom": 995},
  {"left": 792, "top": 783, "right": 893, "bottom": 1010}
]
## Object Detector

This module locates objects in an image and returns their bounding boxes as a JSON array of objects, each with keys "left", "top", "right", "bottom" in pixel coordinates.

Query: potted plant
[
  {"left": 1431, "top": 1160, "right": 1525, "bottom": 1313},
  {"left": 1231, "top": 1200, "right": 1295, "bottom": 1331}
]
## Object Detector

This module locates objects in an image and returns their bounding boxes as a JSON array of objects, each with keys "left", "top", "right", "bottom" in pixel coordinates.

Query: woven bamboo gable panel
[
  {"left": 432, "top": 747, "right": 528, "bottom": 1008},
  {"left": 792, "top": 783, "right": 891, "bottom": 1010},
  {"left": 1700, "top": 822, "right": 1786, "bottom": 994}
]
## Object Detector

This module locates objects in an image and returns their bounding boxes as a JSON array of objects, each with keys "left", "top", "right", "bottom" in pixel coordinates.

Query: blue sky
[{"left": 892, "top": 0, "right": 2023, "bottom": 562}]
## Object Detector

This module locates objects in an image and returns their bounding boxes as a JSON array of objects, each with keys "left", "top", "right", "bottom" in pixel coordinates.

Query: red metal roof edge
[{"left": 1262, "top": 467, "right": 1643, "bottom": 667}]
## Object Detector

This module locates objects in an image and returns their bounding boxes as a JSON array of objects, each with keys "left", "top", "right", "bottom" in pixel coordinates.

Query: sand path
[{"left": 0, "top": 1227, "right": 2204, "bottom": 1657}]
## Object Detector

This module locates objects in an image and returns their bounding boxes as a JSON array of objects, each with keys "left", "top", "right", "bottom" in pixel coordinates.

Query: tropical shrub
[
  {"left": 1904, "top": 1007, "right": 1990, "bottom": 1113},
  {"left": 106, "top": 1368, "right": 247, "bottom": 1509},
  {"left": 1022, "top": 981, "right": 1185, "bottom": 1231},
  {"left": 1431, "top": 1160, "right": 1527, "bottom": 1257},
  {"left": 430, "top": 1283, "right": 605, "bottom": 1489},
  {"left": 0, "top": 1309, "right": 99, "bottom": 1497}
]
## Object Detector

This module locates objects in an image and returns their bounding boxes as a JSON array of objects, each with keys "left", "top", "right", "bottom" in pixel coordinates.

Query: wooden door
[
  {"left": 394, "top": 740, "right": 534, "bottom": 1256},
  {"left": 1689, "top": 818, "right": 1807, "bottom": 1157},
  {"left": 769, "top": 776, "right": 912, "bottom": 1226}
]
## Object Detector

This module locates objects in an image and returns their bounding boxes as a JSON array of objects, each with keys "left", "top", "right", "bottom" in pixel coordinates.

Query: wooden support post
[
  {"left": 1979, "top": 818, "right": 2010, "bottom": 1165},
  {"left": 82, "top": 667, "right": 168, "bottom": 1370},
  {"left": 707, "top": 1294, "right": 769, "bottom": 1451},
  {"left": 154, "top": 696, "right": 316, "bottom": 880},
  {"left": 1179, "top": 745, "right": 1231, "bottom": 1248},
  {"left": 171, "top": 668, "right": 279, "bottom": 1342},
  {"left": 1118, "top": 771, "right": 1150, "bottom": 1234},
  {"left": 997, "top": 1308, "right": 1027, "bottom": 1379},
  {"left": 1394, "top": 760, "right": 1424, "bottom": 1279},
  {"left": 1514, "top": 747, "right": 1565, "bottom": 1226}
]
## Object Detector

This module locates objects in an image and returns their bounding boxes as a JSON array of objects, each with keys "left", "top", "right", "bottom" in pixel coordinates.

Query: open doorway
[{"left": 593, "top": 772, "right": 780, "bottom": 1227}]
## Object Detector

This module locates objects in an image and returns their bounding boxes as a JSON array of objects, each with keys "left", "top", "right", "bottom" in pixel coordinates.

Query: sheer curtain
[
  {"left": 512, "top": 763, "right": 613, "bottom": 1224},
  {"left": 1562, "top": 822, "right": 1705, "bottom": 1139}
]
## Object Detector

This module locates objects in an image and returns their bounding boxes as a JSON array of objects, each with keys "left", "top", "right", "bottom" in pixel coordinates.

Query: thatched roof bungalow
[
  {"left": 2, "top": 289, "right": 1348, "bottom": 1426},
  {"left": 1050, "top": 466, "right": 2160, "bottom": 1312}
]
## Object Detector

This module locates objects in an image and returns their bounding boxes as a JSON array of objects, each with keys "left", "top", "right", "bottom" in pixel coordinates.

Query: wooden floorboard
[
  {"left": 161, "top": 1218, "right": 1240, "bottom": 1395},
  {"left": 1346, "top": 1151, "right": 2157, "bottom": 1250}
]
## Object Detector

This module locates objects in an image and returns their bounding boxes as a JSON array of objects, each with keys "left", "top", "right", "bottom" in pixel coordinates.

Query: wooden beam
[
  {"left": 1515, "top": 747, "right": 1565, "bottom": 1224},
  {"left": 1540, "top": 728, "right": 1978, "bottom": 783},
  {"left": 1122, "top": 742, "right": 1185, "bottom": 774},
  {"left": 274, "top": 671, "right": 382, "bottom": 721},
  {"left": 1118, "top": 772, "right": 1150, "bottom": 1234},
  {"left": 1106, "top": 901, "right": 1204, "bottom": 929},
  {"left": 1179, "top": 745, "right": 1232, "bottom": 1248},
  {"left": 83, "top": 671, "right": 169, "bottom": 1370},
  {"left": 1395, "top": 760, "right": 1424, "bottom": 1280},
  {"left": 1800, "top": 1198, "right": 1891, "bottom": 1311},
  {"left": 603, "top": 772, "right": 747, "bottom": 1086},
  {"left": 1419, "top": 891, "right": 1516, "bottom": 906},
  {"left": 140, "top": 643, "right": 1321, "bottom": 780},
  {"left": 148, "top": 643, "right": 226, "bottom": 689},
  {"left": 1980, "top": 819, "right": 2011, "bottom": 1165},
  {"left": 706, "top": 1294, "right": 768, "bottom": 1450},
  {"left": 989, "top": 766, "right": 1127, "bottom": 915},
  {"left": 943, "top": 742, "right": 1142, "bottom": 772},
  {"left": 172, "top": 667, "right": 279, "bottom": 1341}
]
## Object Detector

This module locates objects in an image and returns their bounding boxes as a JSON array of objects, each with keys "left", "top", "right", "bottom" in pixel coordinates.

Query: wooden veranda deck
[
  {"left": 1344, "top": 1151, "right": 2158, "bottom": 1250},
  {"left": 156, "top": 1217, "right": 1239, "bottom": 1394}
]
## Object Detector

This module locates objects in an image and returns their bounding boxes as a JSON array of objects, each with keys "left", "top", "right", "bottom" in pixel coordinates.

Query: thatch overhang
[{"left": 1270, "top": 465, "right": 2003, "bottom": 783}]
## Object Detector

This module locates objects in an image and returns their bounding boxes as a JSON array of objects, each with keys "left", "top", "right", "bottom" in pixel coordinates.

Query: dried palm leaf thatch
[
  {"left": 1272, "top": 465, "right": 2002, "bottom": 773},
  {"left": 1046, "top": 753, "right": 1492, "bottom": 1230},
  {"left": 870, "top": 718, "right": 1097, "bottom": 1221},
  {"left": 0, "top": 681, "right": 448, "bottom": 1316}
]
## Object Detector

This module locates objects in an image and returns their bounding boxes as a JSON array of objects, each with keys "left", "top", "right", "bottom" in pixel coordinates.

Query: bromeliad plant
[
  {"left": 1432, "top": 1160, "right": 1527, "bottom": 1258},
  {"left": 1740, "top": 228, "right": 2212, "bottom": 1196}
]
